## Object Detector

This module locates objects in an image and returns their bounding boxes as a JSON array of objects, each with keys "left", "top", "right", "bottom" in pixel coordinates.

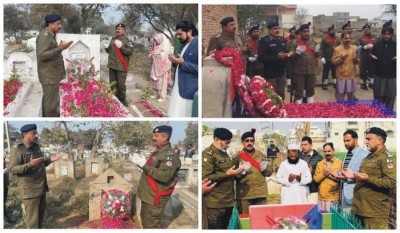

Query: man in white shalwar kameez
[{"left": 276, "top": 144, "right": 312, "bottom": 204}]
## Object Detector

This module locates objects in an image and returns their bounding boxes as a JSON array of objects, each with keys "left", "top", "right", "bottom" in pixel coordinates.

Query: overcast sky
[{"left": 299, "top": 4, "right": 393, "bottom": 20}]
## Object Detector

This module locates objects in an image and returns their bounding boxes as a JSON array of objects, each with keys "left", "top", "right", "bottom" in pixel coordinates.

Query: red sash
[
  {"left": 297, "top": 39, "right": 318, "bottom": 66},
  {"left": 146, "top": 154, "right": 176, "bottom": 206},
  {"left": 285, "top": 36, "right": 291, "bottom": 43},
  {"left": 114, "top": 42, "right": 129, "bottom": 72},
  {"left": 248, "top": 39, "right": 258, "bottom": 54},
  {"left": 362, "top": 35, "right": 374, "bottom": 45},
  {"left": 239, "top": 152, "right": 260, "bottom": 171},
  {"left": 325, "top": 34, "right": 336, "bottom": 46}
]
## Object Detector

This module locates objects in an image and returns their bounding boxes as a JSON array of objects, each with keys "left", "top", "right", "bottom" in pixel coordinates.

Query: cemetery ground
[{"left": 4, "top": 159, "right": 198, "bottom": 229}]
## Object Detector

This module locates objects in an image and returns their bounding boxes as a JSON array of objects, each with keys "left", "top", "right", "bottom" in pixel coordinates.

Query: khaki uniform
[
  {"left": 105, "top": 36, "right": 134, "bottom": 104},
  {"left": 9, "top": 141, "right": 52, "bottom": 228},
  {"left": 351, "top": 146, "right": 396, "bottom": 229},
  {"left": 202, "top": 144, "right": 235, "bottom": 229},
  {"left": 207, "top": 32, "right": 243, "bottom": 55},
  {"left": 137, "top": 144, "right": 181, "bottom": 228},
  {"left": 243, "top": 38, "right": 263, "bottom": 78},
  {"left": 233, "top": 150, "right": 272, "bottom": 214},
  {"left": 36, "top": 28, "right": 66, "bottom": 117},
  {"left": 320, "top": 35, "right": 337, "bottom": 84},
  {"left": 357, "top": 35, "right": 377, "bottom": 83},
  {"left": 289, "top": 39, "right": 319, "bottom": 100}
]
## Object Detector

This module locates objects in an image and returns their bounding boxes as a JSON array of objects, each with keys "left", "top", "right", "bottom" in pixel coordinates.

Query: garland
[{"left": 213, "top": 48, "right": 259, "bottom": 117}]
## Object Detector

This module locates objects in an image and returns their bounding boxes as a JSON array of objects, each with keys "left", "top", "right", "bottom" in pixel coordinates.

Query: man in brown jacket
[
  {"left": 233, "top": 129, "right": 272, "bottom": 214},
  {"left": 36, "top": 14, "right": 72, "bottom": 117},
  {"left": 289, "top": 22, "right": 320, "bottom": 104}
]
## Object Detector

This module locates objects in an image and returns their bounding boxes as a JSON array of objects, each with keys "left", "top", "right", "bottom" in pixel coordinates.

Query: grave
[
  {"left": 202, "top": 55, "right": 232, "bottom": 117},
  {"left": 57, "top": 33, "right": 101, "bottom": 74},
  {"left": 54, "top": 159, "right": 75, "bottom": 179},
  {"left": 176, "top": 164, "right": 198, "bottom": 187},
  {"left": 85, "top": 158, "right": 107, "bottom": 178},
  {"left": 5, "top": 52, "right": 35, "bottom": 80},
  {"left": 88, "top": 168, "right": 135, "bottom": 220}
]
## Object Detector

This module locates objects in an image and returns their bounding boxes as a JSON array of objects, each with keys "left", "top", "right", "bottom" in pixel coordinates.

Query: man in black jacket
[
  {"left": 299, "top": 136, "right": 323, "bottom": 204},
  {"left": 258, "top": 21, "right": 294, "bottom": 100},
  {"left": 371, "top": 25, "right": 396, "bottom": 110}
]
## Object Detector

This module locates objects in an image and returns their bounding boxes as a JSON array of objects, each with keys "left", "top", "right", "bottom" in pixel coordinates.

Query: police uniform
[
  {"left": 9, "top": 124, "right": 52, "bottom": 228},
  {"left": 202, "top": 143, "right": 235, "bottom": 229},
  {"left": 244, "top": 24, "right": 263, "bottom": 78},
  {"left": 36, "top": 14, "right": 66, "bottom": 117},
  {"left": 137, "top": 141, "right": 181, "bottom": 228},
  {"left": 351, "top": 128, "right": 396, "bottom": 229},
  {"left": 232, "top": 149, "right": 272, "bottom": 214},
  {"left": 357, "top": 24, "right": 377, "bottom": 89},
  {"left": 207, "top": 32, "right": 243, "bottom": 55},
  {"left": 105, "top": 24, "right": 134, "bottom": 105},
  {"left": 320, "top": 25, "right": 337, "bottom": 89}
]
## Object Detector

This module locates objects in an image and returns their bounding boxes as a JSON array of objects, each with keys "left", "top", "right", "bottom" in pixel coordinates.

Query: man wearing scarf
[
  {"left": 357, "top": 23, "right": 377, "bottom": 90},
  {"left": 130, "top": 125, "right": 181, "bottom": 228},
  {"left": 289, "top": 22, "right": 320, "bottom": 104},
  {"left": 320, "top": 24, "right": 337, "bottom": 90},
  {"left": 276, "top": 144, "right": 312, "bottom": 204},
  {"left": 232, "top": 129, "right": 272, "bottom": 214},
  {"left": 105, "top": 23, "right": 134, "bottom": 106},
  {"left": 202, "top": 128, "right": 243, "bottom": 229},
  {"left": 244, "top": 24, "right": 263, "bottom": 78}
]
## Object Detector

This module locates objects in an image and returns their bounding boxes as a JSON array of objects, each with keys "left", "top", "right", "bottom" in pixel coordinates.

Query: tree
[
  {"left": 294, "top": 7, "right": 308, "bottom": 26},
  {"left": 77, "top": 4, "right": 110, "bottom": 33},
  {"left": 4, "top": 4, "right": 27, "bottom": 36},
  {"left": 295, "top": 122, "right": 311, "bottom": 141},
  {"left": 119, "top": 4, "right": 198, "bottom": 44},
  {"left": 237, "top": 5, "right": 266, "bottom": 39},
  {"left": 382, "top": 4, "right": 396, "bottom": 17},
  {"left": 269, "top": 132, "right": 287, "bottom": 150},
  {"left": 183, "top": 122, "right": 198, "bottom": 149},
  {"left": 112, "top": 122, "right": 153, "bottom": 151}
]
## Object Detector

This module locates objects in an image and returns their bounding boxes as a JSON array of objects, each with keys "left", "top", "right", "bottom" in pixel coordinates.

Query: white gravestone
[{"left": 5, "top": 52, "right": 35, "bottom": 81}]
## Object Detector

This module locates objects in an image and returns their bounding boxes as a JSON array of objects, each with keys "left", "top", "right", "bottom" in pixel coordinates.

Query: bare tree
[
  {"left": 294, "top": 7, "right": 309, "bottom": 26},
  {"left": 237, "top": 5, "right": 266, "bottom": 39},
  {"left": 382, "top": 4, "right": 396, "bottom": 17},
  {"left": 295, "top": 122, "right": 311, "bottom": 141}
]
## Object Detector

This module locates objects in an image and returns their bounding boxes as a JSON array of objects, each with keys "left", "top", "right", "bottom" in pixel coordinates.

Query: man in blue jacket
[{"left": 168, "top": 21, "right": 198, "bottom": 117}]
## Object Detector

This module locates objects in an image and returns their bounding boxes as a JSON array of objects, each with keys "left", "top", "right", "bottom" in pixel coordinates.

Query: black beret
[
  {"left": 342, "top": 21, "right": 351, "bottom": 30},
  {"left": 383, "top": 20, "right": 393, "bottom": 28},
  {"left": 45, "top": 14, "right": 61, "bottom": 24},
  {"left": 20, "top": 124, "right": 37, "bottom": 133},
  {"left": 328, "top": 24, "right": 335, "bottom": 31},
  {"left": 365, "top": 127, "right": 387, "bottom": 139},
  {"left": 362, "top": 23, "right": 371, "bottom": 29},
  {"left": 241, "top": 128, "right": 256, "bottom": 141},
  {"left": 153, "top": 125, "right": 172, "bottom": 134},
  {"left": 248, "top": 24, "right": 260, "bottom": 34},
  {"left": 220, "top": 17, "right": 234, "bottom": 26},
  {"left": 289, "top": 25, "right": 296, "bottom": 32},
  {"left": 299, "top": 22, "right": 311, "bottom": 32},
  {"left": 295, "top": 28, "right": 301, "bottom": 35},
  {"left": 267, "top": 21, "right": 279, "bottom": 29},
  {"left": 214, "top": 128, "right": 232, "bottom": 140},
  {"left": 116, "top": 23, "right": 125, "bottom": 29}
]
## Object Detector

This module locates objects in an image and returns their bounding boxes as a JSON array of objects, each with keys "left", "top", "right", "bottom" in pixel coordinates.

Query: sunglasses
[{"left": 244, "top": 139, "right": 254, "bottom": 143}]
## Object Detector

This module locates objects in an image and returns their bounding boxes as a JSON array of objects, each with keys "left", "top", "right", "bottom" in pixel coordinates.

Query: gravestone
[
  {"left": 5, "top": 52, "right": 34, "bottom": 80},
  {"left": 202, "top": 56, "right": 232, "bottom": 117},
  {"left": 176, "top": 165, "right": 198, "bottom": 187},
  {"left": 27, "top": 37, "right": 36, "bottom": 49},
  {"left": 54, "top": 159, "right": 75, "bottom": 179},
  {"left": 85, "top": 158, "right": 107, "bottom": 178},
  {"left": 88, "top": 168, "right": 135, "bottom": 220},
  {"left": 56, "top": 33, "right": 100, "bottom": 76}
]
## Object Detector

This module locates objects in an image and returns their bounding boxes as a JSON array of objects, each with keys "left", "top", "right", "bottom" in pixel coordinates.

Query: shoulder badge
[
  {"left": 215, "top": 33, "right": 222, "bottom": 38},
  {"left": 43, "top": 31, "right": 48, "bottom": 36},
  {"left": 384, "top": 150, "right": 393, "bottom": 158},
  {"left": 206, "top": 150, "right": 213, "bottom": 156},
  {"left": 166, "top": 156, "right": 173, "bottom": 167},
  {"left": 385, "top": 150, "right": 394, "bottom": 169}
]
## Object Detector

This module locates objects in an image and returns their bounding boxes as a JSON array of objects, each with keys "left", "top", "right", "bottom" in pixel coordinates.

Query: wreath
[{"left": 101, "top": 189, "right": 131, "bottom": 220}]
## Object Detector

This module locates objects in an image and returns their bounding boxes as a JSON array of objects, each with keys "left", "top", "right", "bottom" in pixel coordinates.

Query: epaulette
[
  {"left": 206, "top": 150, "right": 213, "bottom": 156},
  {"left": 215, "top": 33, "right": 222, "bottom": 38},
  {"left": 384, "top": 150, "right": 393, "bottom": 158},
  {"left": 43, "top": 31, "right": 48, "bottom": 36},
  {"left": 17, "top": 143, "right": 25, "bottom": 148}
]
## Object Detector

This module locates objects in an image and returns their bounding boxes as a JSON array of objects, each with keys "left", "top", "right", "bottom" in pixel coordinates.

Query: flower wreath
[
  {"left": 270, "top": 216, "right": 309, "bottom": 230},
  {"left": 66, "top": 57, "right": 98, "bottom": 82},
  {"left": 101, "top": 189, "right": 131, "bottom": 220},
  {"left": 213, "top": 48, "right": 258, "bottom": 117},
  {"left": 249, "top": 76, "right": 287, "bottom": 118}
]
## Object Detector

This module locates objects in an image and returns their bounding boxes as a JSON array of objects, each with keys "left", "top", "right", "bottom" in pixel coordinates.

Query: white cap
[{"left": 287, "top": 144, "right": 300, "bottom": 150}]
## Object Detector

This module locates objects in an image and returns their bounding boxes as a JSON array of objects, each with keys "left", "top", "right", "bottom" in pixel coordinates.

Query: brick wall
[{"left": 202, "top": 5, "right": 237, "bottom": 56}]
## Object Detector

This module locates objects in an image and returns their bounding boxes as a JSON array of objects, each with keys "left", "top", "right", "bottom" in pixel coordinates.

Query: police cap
[
  {"left": 299, "top": 22, "right": 311, "bottom": 32},
  {"left": 328, "top": 24, "right": 335, "bottom": 31},
  {"left": 383, "top": 19, "right": 393, "bottom": 28},
  {"left": 362, "top": 23, "right": 371, "bottom": 29},
  {"left": 214, "top": 128, "right": 232, "bottom": 140},
  {"left": 248, "top": 24, "right": 260, "bottom": 34},
  {"left": 342, "top": 21, "right": 351, "bottom": 30},
  {"left": 20, "top": 124, "right": 37, "bottom": 133},
  {"left": 116, "top": 23, "right": 126, "bottom": 29},
  {"left": 241, "top": 128, "right": 256, "bottom": 141},
  {"left": 45, "top": 14, "right": 61, "bottom": 24},
  {"left": 220, "top": 17, "right": 234, "bottom": 26},
  {"left": 289, "top": 25, "right": 296, "bottom": 32},
  {"left": 365, "top": 127, "right": 387, "bottom": 140},
  {"left": 267, "top": 21, "right": 279, "bottom": 29},
  {"left": 153, "top": 125, "right": 172, "bottom": 134}
]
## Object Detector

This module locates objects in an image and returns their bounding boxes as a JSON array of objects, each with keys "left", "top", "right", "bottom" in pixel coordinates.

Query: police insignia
[
  {"left": 388, "top": 163, "right": 393, "bottom": 169},
  {"left": 204, "top": 158, "right": 207, "bottom": 162},
  {"left": 166, "top": 161, "right": 173, "bottom": 167}
]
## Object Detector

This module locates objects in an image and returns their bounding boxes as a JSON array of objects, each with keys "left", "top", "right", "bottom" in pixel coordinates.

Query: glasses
[{"left": 244, "top": 139, "right": 254, "bottom": 143}]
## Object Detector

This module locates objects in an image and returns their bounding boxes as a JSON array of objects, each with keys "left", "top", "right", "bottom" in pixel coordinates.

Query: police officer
[
  {"left": 285, "top": 26, "right": 297, "bottom": 94},
  {"left": 9, "top": 124, "right": 63, "bottom": 228},
  {"left": 289, "top": 22, "right": 320, "bottom": 104},
  {"left": 320, "top": 24, "right": 337, "bottom": 90},
  {"left": 104, "top": 23, "right": 134, "bottom": 106},
  {"left": 259, "top": 21, "right": 294, "bottom": 100},
  {"left": 207, "top": 17, "right": 245, "bottom": 56},
  {"left": 36, "top": 14, "right": 73, "bottom": 117},
  {"left": 336, "top": 21, "right": 352, "bottom": 46},
  {"left": 233, "top": 129, "right": 272, "bottom": 214},
  {"left": 243, "top": 23, "right": 263, "bottom": 78},
  {"left": 202, "top": 128, "right": 243, "bottom": 229},
  {"left": 342, "top": 127, "right": 396, "bottom": 229},
  {"left": 357, "top": 23, "right": 377, "bottom": 90},
  {"left": 130, "top": 125, "right": 181, "bottom": 229}
]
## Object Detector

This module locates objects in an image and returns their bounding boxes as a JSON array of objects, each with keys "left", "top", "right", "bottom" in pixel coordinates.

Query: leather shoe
[
  {"left": 321, "top": 84, "right": 328, "bottom": 90},
  {"left": 361, "top": 83, "right": 368, "bottom": 90}
]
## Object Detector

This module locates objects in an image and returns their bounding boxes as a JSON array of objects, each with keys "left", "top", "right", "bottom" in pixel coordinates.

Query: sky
[
  {"left": 6, "top": 121, "right": 193, "bottom": 144},
  {"left": 299, "top": 4, "right": 392, "bottom": 20}
]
